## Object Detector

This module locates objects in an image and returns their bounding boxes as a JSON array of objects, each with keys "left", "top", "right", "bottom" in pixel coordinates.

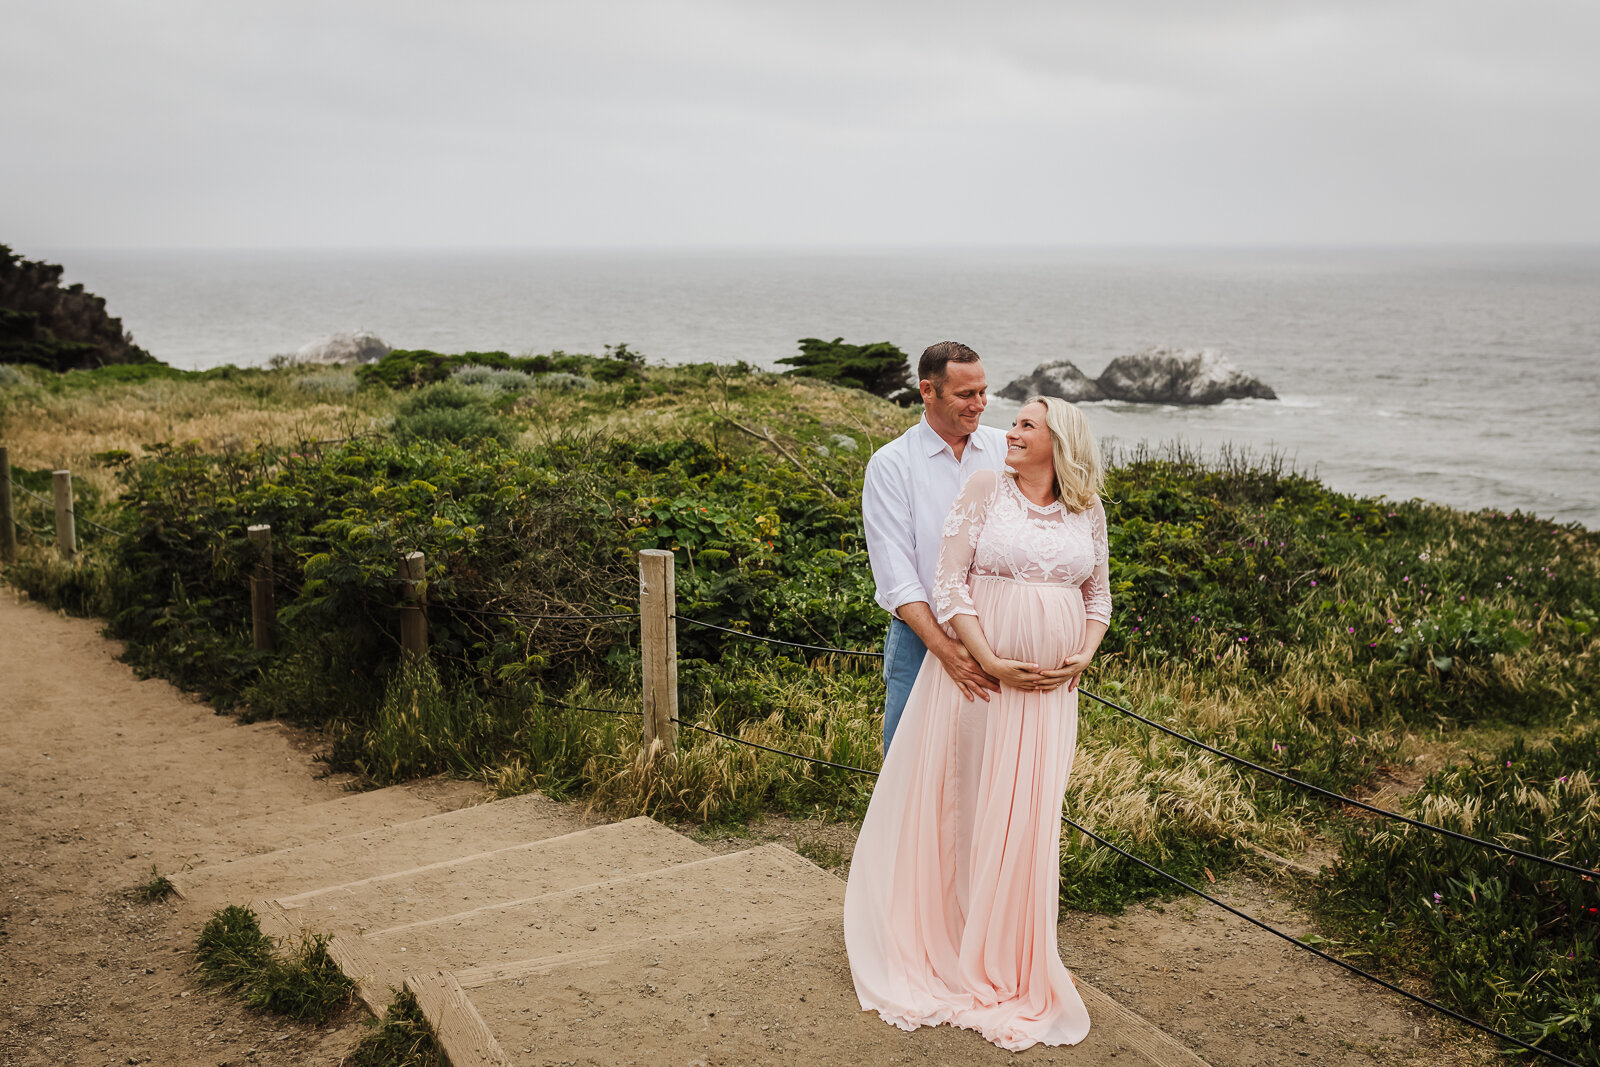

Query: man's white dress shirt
[{"left": 862, "top": 416, "right": 1010, "bottom": 618}]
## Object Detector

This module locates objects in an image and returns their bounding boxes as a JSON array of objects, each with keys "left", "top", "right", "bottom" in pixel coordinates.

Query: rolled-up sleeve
[{"left": 863, "top": 450, "right": 927, "bottom": 615}]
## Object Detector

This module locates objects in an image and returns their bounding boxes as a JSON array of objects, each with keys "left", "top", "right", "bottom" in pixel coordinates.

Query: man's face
[{"left": 920, "top": 360, "right": 988, "bottom": 438}]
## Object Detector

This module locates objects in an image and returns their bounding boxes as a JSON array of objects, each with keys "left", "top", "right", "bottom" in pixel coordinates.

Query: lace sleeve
[
  {"left": 933, "top": 469, "right": 1000, "bottom": 624},
  {"left": 1082, "top": 497, "right": 1112, "bottom": 625}
]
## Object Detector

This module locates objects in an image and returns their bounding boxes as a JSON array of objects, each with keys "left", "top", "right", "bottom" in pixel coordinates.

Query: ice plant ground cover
[{"left": 2, "top": 353, "right": 1596, "bottom": 1060}]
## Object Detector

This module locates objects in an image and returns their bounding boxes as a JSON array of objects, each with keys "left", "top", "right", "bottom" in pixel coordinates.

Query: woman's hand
[
  {"left": 1042, "top": 647, "right": 1095, "bottom": 691},
  {"left": 983, "top": 657, "right": 1061, "bottom": 691},
  {"left": 1040, "top": 621, "right": 1107, "bottom": 692}
]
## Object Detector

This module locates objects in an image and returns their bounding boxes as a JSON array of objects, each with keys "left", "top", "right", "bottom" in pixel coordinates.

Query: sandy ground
[{"left": 2, "top": 586, "right": 1499, "bottom": 1066}]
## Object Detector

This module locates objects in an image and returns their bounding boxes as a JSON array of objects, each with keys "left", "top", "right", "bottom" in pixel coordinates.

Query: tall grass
[{"left": 1315, "top": 725, "right": 1600, "bottom": 1065}]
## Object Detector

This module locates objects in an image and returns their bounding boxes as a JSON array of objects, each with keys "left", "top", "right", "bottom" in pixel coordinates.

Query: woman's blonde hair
[{"left": 1025, "top": 394, "right": 1104, "bottom": 511}]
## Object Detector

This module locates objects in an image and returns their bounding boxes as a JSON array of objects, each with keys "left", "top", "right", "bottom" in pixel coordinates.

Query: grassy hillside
[{"left": 3, "top": 353, "right": 1596, "bottom": 1060}]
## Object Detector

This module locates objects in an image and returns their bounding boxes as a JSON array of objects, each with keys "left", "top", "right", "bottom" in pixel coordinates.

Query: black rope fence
[
  {"left": 669, "top": 613, "right": 1596, "bottom": 879},
  {"left": 1077, "top": 686, "right": 1599, "bottom": 879},
  {"left": 452, "top": 605, "right": 639, "bottom": 623},
  {"left": 674, "top": 615, "right": 885, "bottom": 658},
  {"left": 528, "top": 696, "right": 642, "bottom": 718},
  {"left": 672, "top": 717, "right": 885, "bottom": 775},
  {"left": 12, "top": 482, "right": 122, "bottom": 537},
  {"left": 655, "top": 711, "right": 1583, "bottom": 1067},
  {"left": 1057, "top": 812, "right": 1584, "bottom": 1067}
]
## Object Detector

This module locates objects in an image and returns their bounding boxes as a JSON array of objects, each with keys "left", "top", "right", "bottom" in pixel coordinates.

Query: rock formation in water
[
  {"left": 1096, "top": 347, "right": 1276, "bottom": 404},
  {"left": 296, "top": 330, "right": 391, "bottom": 365},
  {"left": 1000, "top": 346, "right": 1276, "bottom": 406},
  {"left": 0, "top": 244, "right": 157, "bottom": 371},
  {"left": 996, "top": 360, "right": 1106, "bottom": 403}
]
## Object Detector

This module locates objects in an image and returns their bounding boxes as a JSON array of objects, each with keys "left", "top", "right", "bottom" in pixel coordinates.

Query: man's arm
[
  {"left": 861, "top": 449, "right": 928, "bottom": 616},
  {"left": 862, "top": 445, "right": 998, "bottom": 701},
  {"left": 898, "top": 601, "right": 1000, "bottom": 702}
]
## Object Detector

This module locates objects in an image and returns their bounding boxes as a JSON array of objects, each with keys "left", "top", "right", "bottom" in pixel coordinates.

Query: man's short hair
[{"left": 918, "top": 341, "right": 981, "bottom": 386}]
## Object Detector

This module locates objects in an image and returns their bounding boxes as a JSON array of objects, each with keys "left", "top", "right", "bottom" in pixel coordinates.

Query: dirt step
[
  {"left": 466, "top": 910, "right": 1207, "bottom": 1067},
  {"left": 365, "top": 844, "right": 843, "bottom": 976},
  {"left": 279, "top": 816, "right": 710, "bottom": 934},
  {"left": 169, "top": 790, "right": 587, "bottom": 906},
  {"left": 196, "top": 776, "right": 485, "bottom": 860}
]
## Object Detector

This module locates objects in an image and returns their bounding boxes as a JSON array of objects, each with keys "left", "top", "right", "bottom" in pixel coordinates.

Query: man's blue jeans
[{"left": 882, "top": 617, "right": 929, "bottom": 752}]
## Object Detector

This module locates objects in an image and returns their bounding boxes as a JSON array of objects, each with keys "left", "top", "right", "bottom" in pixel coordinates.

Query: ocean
[{"left": 46, "top": 245, "right": 1600, "bottom": 528}]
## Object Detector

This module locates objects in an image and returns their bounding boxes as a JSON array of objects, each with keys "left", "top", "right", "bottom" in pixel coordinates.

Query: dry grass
[{"left": 0, "top": 371, "right": 390, "bottom": 495}]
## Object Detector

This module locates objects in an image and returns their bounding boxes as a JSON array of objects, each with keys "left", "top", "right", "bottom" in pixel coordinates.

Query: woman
[{"left": 843, "top": 395, "right": 1110, "bottom": 1052}]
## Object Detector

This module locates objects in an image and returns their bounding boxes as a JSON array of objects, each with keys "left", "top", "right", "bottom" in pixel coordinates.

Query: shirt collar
[{"left": 918, "top": 414, "right": 989, "bottom": 458}]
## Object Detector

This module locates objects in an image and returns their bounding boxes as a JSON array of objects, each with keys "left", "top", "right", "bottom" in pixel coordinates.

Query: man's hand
[{"left": 931, "top": 638, "right": 1001, "bottom": 702}]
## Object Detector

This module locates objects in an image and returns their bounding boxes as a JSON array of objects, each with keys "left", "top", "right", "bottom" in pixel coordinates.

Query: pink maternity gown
[{"left": 844, "top": 468, "right": 1111, "bottom": 1052}]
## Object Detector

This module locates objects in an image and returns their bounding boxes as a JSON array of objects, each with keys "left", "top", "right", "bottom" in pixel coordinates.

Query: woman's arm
[
  {"left": 1041, "top": 499, "right": 1112, "bottom": 691},
  {"left": 949, "top": 614, "right": 1056, "bottom": 691},
  {"left": 1050, "top": 619, "right": 1107, "bottom": 691}
]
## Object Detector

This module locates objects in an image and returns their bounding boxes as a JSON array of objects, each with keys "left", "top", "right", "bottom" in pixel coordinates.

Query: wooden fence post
[
  {"left": 638, "top": 549, "right": 678, "bottom": 755},
  {"left": 400, "top": 551, "right": 428, "bottom": 657},
  {"left": 247, "top": 524, "right": 274, "bottom": 651},
  {"left": 0, "top": 447, "right": 15, "bottom": 564},
  {"left": 52, "top": 469, "right": 75, "bottom": 562}
]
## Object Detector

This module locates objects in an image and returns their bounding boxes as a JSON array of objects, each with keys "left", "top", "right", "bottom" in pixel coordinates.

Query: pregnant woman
[{"left": 844, "top": 395, "right": 1110, "bottom": 1052}]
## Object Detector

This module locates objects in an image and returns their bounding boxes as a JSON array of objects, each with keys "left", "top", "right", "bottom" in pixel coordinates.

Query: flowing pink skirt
[{"left": 843, "top": 576, "right": 1091, "bottom": 1052}]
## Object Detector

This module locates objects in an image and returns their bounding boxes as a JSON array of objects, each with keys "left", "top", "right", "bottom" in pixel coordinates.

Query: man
[{"left": 863, "top": 341, "right": 1008, "bottom": 751}]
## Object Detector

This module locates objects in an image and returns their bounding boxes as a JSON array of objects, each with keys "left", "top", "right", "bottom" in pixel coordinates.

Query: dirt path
[
  {"left": 0, "top": 588, "right": 383, "bottom": 1066},
  {"left": 1, "top": 587, "right": 1495, "bottom": 1066}
]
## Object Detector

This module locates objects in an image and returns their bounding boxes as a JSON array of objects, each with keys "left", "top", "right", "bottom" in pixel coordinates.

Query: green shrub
[
  {"left": 776, "top": 337, "right": 916, "bottom": 405},
  {"left": 1316, "top": 726, "right": 1600, "bottom": 1065},
  {"left": 194, "top": 905, "right": 276, "bottom": 994},
  {"left": 449, "top": 364, "right": 537, "bottom": 394},
  {"left": 358, "top": 344, "right": 643, "bottom": 390},
  {"left": 391, "top": 382, "right": 512, "bottom": 445},
  {"left": 193, "top": 906, "right": 353, "bottom": 1023},
  {"left": 248, "top": 933, "right": 353, "bottom": 1022},
  {"left": 343, "top": 988, "right": 443, "bottom": 1067},
  {"left": 131, "top": 866, "right": 175, "bottom": 903}
]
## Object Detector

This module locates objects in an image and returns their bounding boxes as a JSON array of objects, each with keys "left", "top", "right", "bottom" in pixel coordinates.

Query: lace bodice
[{"left": 932, "top": 469, "right": 1111, "bottom": 626}]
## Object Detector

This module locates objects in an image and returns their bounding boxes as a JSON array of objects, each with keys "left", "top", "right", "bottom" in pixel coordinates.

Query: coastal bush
[
  {"left": 776, "top": 337, "right": 917, "bottom": 405},
  {"left": 1315, "top": 725, "right": 1600, "bottom": 1065},
  {"left": 532, "top": 371, "right": 596, "bottom": 391},
  {"left": 358, "top": 344, "right": 644, "bottom": 390},
  {"left": 391, "top": 382, "right": 513, "bottom": 445},
  {"left": 449, "top": 363, "right": 537, "bottom": 393},
  {"left": 294, "top": 368, "right": 360, "bottom": 396}
]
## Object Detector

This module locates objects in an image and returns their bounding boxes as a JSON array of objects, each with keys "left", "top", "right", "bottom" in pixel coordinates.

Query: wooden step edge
[
  {"left": 274, "top": 815, "right": 677, "bottom": 906},
  {"left": 1077, "top": 982, "right": 1211, "bottom": 1066},
  {"left": 249, "top": 899, "right": 403, "bottom": 1018},
  {"left": 406, "top": 968, "right": 513, "bottom": 1067},
  {"left": 326, "top": 929, "right": 409, "bottom": 1019},
  {"left": 372, "top": 842, "right": 824, "bottom": 939},
  {"left": 167, "top": 791, "right": 579, "bottom": 900},
  {"left": 452, "top": 908, "right": 842, "bottom": 988}
]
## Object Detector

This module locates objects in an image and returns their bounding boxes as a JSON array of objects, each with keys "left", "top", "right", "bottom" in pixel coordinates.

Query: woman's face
[{"left": 1006, "top": 402, "right": 1053, "bottom": 476}]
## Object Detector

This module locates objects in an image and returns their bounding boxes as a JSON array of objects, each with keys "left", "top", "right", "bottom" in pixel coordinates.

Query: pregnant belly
[{"left": 970, "top": 576, "right": 1087, "bottom": 667}]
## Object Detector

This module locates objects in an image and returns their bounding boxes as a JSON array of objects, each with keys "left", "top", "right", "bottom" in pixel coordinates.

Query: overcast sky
[{"left": 4, "top": 0, "right": 1597, "bottom": 249}]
